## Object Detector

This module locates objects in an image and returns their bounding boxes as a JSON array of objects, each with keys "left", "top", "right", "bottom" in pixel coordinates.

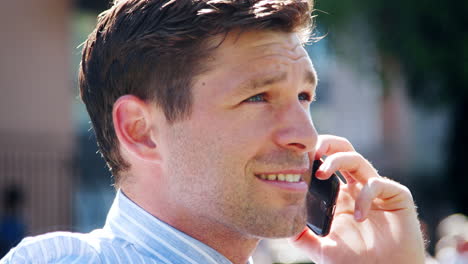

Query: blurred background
[{"left": 0, "top": 0, "right": 466, "bottom": 263}]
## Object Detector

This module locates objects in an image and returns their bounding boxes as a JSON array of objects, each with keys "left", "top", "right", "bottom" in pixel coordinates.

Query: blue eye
[
  {"left": 244, "top": 93, "right": 266, "bottom": 103},
  {"left": 298, "top": 92, "right": 311, "bottom": 101}
]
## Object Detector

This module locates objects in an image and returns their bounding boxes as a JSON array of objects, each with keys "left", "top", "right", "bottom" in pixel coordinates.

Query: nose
[{"left": 273, "top": 103, "right": 318, "bottom": 154}]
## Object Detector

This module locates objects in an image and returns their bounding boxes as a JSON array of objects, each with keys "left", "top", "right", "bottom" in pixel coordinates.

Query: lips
[
  {"left": 254, "top": 171, "right": 308, "bottom": 192},
  {"left": 255, "top": 173, "right": 302, "bottom": 182}
]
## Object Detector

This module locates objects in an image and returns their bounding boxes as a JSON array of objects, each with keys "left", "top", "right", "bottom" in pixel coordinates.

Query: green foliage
[
  {"left": 314, "top": 0, "right": 468, "bottom": 108},
  {"left": 76, "top": 0, "right": 109, "bottom": 12}
]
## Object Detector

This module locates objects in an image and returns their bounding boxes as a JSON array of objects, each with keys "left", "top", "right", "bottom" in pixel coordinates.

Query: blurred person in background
[
  {"left": 0, "top": 185, "right": 26, "bottom": 258},
  {"left": 434, "top": 214, "right": 468, "bottom": 264},
  {"left": 1, "top": 0, "right": 425, "bottom": 263}
]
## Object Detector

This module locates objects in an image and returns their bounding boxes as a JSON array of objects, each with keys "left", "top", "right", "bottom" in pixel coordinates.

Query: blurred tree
[
  {"left": 315, "top": 0, "right": 468, "bottom": 214},
  {"left": 75, "top": 0, "right": 109, "bottom": 12}
]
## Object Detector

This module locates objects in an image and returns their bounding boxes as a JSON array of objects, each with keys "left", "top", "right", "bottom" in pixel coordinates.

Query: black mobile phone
[{"left": 306, "top": 159, "right": 340, "bottom": 237}]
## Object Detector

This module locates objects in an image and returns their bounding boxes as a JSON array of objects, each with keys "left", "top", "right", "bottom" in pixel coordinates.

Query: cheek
[
  {"left": 221, "top": 108, "right": 276, "bottom": 145},
  {"left": 166, "top": 107, "right": 276, "bottom": 180},
  {"left": 164, "top": 122, "right": 240, "bottom": 180},
  {"left": 164, "top": 126, "right": 250, "bottom": 206}
]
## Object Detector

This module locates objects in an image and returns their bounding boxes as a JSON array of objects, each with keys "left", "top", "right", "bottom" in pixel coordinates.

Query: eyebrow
[
  {"left": 304, "top": 70, "right": 317, "bottom": 86},
  {"left": 236, "top": 70, "right": 317, "bottom": 95},
  {"left": 239, "top": 72, "right": 287, "bottom": 93}
]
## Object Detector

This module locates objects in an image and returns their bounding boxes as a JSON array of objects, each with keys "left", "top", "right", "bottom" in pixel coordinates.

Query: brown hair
[{"left": 79, "top": 0, "right": 314, "bottom": 185}]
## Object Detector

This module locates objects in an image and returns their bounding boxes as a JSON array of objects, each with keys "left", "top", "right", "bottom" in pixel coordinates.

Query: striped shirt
[{"left": 1, "top": 190, "right": 253, "bottom": 264}]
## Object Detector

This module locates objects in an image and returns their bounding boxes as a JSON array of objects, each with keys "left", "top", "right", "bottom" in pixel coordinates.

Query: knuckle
[
  {"left": 340, "top": 136, "right": 352, "bottom": 146},
  {"left": 400, "top": 185, "right": 413, "bottom": 199},
  {"left": 337, "top": 136, "right": 354, "bottom": 150},
  {"left": 317, "top": 134, "right": 332, "bottom": 146},
  {"left": 320, "top": 134, "right": 353, "bottom": 146},
  {"left": 367, "top": 177, "right": 382, "bottom": 189},
  {"left": 350, "top": 152, "right": 364, "bottom": 160}
]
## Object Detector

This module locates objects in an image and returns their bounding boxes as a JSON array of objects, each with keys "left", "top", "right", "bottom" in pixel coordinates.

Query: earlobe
[{"left": 113, "top": 95, "right": 160, "bottom": 162}]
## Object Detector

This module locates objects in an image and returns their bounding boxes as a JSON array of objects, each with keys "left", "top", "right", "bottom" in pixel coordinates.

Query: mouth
[
  {"left": 254, "top": 171, "right": 308, "bottom": 192},
  {"left": 255, "top": 173, "right": 303, "bottom": 183}
]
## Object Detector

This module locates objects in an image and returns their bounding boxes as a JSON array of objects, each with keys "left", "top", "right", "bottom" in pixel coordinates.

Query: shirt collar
[{"left": 103, "top": 189, "right": 239, "bottom": 264}]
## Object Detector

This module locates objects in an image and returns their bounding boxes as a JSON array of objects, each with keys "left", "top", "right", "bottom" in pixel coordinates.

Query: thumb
[{"left": 288, "top": 227, "right": 323, "bottom": 262}]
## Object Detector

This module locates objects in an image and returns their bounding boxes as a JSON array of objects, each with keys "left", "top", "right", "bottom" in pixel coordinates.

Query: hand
[{"left": 289, "top": 135, "right": 425, "bottom": 264}]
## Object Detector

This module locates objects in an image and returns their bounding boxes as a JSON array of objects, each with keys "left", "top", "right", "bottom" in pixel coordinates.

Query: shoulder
[{"left": 0, "top": 230, "right": 109, "bottom": 264}]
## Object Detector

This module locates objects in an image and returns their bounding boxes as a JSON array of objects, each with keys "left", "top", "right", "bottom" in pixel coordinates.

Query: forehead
[
  {"left": 196, "top": 30, "right": 315, "bottom": 94},
  {"left": 207, "top": 30, "right": 311, "bottom": 69}
]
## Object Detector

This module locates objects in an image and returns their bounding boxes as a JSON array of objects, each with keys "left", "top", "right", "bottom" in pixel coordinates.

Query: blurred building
[{"left": 0, "top": 0, "right": 74, "bottom": 235}]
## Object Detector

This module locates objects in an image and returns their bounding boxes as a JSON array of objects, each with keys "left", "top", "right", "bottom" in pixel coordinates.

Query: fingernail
[
  {"left": 315, "top": 170, "right": 325, "bottom": 179},
  {"left": 354, "top": 209, "right": 362, "bottom": 221}
]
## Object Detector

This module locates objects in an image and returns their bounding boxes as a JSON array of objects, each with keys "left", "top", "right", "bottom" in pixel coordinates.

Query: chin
[{"left": 246, "top": 214, "right": 307, "bottom": 239}]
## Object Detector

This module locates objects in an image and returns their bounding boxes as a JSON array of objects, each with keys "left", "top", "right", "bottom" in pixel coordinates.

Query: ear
[{"left": 113, "top": 95, "right": 160, "bottom": 162}]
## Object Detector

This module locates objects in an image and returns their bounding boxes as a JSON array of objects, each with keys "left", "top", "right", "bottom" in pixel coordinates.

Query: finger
[
  {"left": 314, "top": 135, "right": 355, "bottom": 160},
  {"left": 333, "top": 184, "right": 358, "bottom": 215},
  {"left": 341, "top": 170, "right": 357, "bottom": 184},
  {"left": 288, "top": 227, "right": 322, "bottom": 262},
  {"left": 315, "top": 152, "right": 378, "bottom": 184},
  {"left": 354, "top": 177, "right": 414, "bottom": 221}
]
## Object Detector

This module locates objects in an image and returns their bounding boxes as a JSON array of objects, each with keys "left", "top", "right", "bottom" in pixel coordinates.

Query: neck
[
  {"left": 170, "top": 214, "right": 259, "bottom": 264},
  {"left": 122, "top": 186, "right": 259, "bottom": 264}
]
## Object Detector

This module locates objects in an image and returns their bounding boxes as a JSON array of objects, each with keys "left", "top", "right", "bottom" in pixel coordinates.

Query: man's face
[{"left": 159, "top": 30, "right": 318, "bottom": 239}]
